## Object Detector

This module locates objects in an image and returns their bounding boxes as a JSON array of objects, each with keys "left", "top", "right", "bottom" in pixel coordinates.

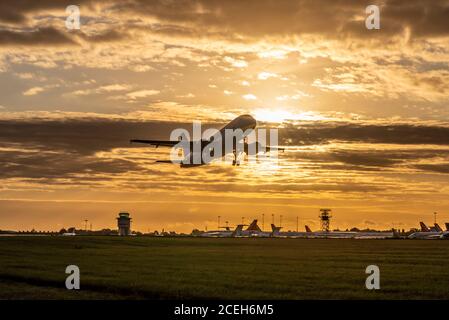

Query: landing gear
[{"left": 232, "top": 150, "right": 240, "bottom": 166}]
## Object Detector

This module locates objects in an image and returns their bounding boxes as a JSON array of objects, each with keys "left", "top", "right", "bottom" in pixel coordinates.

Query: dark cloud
[
  {"left": 1, "top": 0, "right": 447, "bottom": 42},
  {"left": 415, "top": 163, "right": 449, "bottom": 174},
  {"left": 1, "top": 119, "right": 447, "bottom": 156},
  {"left": 284, "top": 147, "right": 449, "bottom": 171},
  {"left": 0, "top": 119, "right": 448, "bottom": 182},
  {"left": 279, "top": 123, "right": 449, "bottom": 146},
  {"left": 382, "top": 0, "right": 449, "bottom": 38},
  {"left": 0, "top": 119, "right": 188, "bottom": 155},
  {"left": 0, "top": 148, "right": 139, "bottom": 180},
  {"left": 122, "top": 0, "right": 449, "bottom": 39},
  {"left": 0, "top": 119, "right": 182, "bottom": 180},
  {"left": 0, "top": 0, "right": 92, "bottom": 23},
  {"left": 329, "top": 151, "right": 401, "bottom": 167},
  {"left": 78, "top": 29, "right": 127, "bottom": 42},
  {"left": 0, "top": 27, "right": 76, "bottom": 46},
  {"left": 0, "top": 27, "right": 126, "bottom": 46}
]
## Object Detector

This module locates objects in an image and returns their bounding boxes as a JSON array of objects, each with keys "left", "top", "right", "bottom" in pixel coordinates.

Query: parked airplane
[
  {"left": 199, "top": 220, "right": 272, "bottom": 237},
  {"left": 408, "top": 222, "right": 449, "bottom": 239},
  {"left": 271, "top": 224, "right": 356, "bottom": 238},
  {"left": 353, "top": 231, "right": 395, "bottom": 239},
  {"left": 199, "top": 225, "right": 244, "bottom": 237},
  {"left": 130, "top": 114, "right": 283, "bottom": 167},
  {"left": 234, "top": 220, "right": 273, "bottom": 237},
  {"left": 270, "top": 224, "right": 310, "bottom": 238},
  {"left": 271, "top": 224, "right": 393, "bottom": 239}
]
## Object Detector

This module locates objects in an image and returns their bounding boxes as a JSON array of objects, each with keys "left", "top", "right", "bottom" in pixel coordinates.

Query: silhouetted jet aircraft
[
  {"left": 408, "top": 222, "right": 449, "bottom": 239},
  {"left": 130, "top": 114, "right": 283, "bottom": 167}
]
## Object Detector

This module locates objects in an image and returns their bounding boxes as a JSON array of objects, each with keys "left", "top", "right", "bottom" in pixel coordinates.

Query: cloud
[
  {"left": 258, "top": 72, "right": 277, "bottom": 80},
  {"left": 0, "top": 27, "right": 76, "bottom": 46},
  {"left": 1, "top": 1, "right": 447, "bottom": 46},
  {"left": 72, "top": 84, "right": 132, "bottom": 96},
  {"left": 242, "top": 94, "right": 257, "bottom": 100},
  {"left": 280, "top": 123, "right": 449, "bottom": 146},
  {"left": 23, "top": 86, "right": 45, "bottom": 96},
  {"left": 115, "top": 0, "right": 449, "bottom": 40},
  {"left": 98, "top": 84, "right": 131, "bottom": 92},
  {"left": 177, "top": 93, "right": 195, "bottom": 98},
  {"left": 126, "top": 90, "right": 160, "bottom": 100},
  {"left": 78, "top": 29, "right": 126, "bottom": 43},
  {"left": 415, "top": 163, "right": 449, "bottom": 174},
  {"left": 0, "top": 1, "right": 91, "bottom": 23},
  {"left": 223, "top": 56, "right": 247, "bottom": 68}
]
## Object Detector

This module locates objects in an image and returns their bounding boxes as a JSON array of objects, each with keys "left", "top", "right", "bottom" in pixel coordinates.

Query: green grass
[{"left": 1, "top": 236, "right": 449, "bottom": 299}]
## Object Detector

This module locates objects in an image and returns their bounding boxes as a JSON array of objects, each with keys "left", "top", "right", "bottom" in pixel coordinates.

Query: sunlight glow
[{"left": 253, "top": 109, "right": 327, "bottom": 123}]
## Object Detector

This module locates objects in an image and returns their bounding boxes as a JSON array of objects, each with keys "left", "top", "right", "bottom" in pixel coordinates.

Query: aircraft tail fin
[
  {"left": 434, "top": 223, "right": 443, "bottom": 232},
  {"left": 232, "top": 225, "right": 244, "bottom": 237},
  {"left": 305, "top": 225, "right": 312, "bottom": 233},
  {"left": 446, "top": 223, "right": 449, "bottom": 231},
  {"left": 420, "top": 222, "right": 430, "bottom": 232},
  {"left": 246, "top": 219, "right": 262, "bottom": 232},
  {"left": 270, "top": 224, "right": 282, "bottom": 236}
]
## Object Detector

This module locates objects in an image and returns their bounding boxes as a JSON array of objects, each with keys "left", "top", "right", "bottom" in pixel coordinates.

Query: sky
[{"left": 0, "top": 0, "right": 448, "bottom": 233}]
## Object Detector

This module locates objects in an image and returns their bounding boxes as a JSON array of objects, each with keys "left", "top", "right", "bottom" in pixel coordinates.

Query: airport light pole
[
  {"left": 280, "top": 215, "right": 283, "bottom": 228},
  {"left": 218, "top": 216, "right": 221, "bottom": 229},
  {"left": 296, "top": 216, "right": 299, "bottom": 232},
  {"left": 262, "top": 214, "right": 265, "bottom": 231},
  {"left": 434, "top": 212, "right": 437, "bottom": 224}
]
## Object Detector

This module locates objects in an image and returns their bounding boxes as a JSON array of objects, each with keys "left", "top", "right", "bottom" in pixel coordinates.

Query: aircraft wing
[{"left": 130, "top": 139, "right": 180, "bottom": 148}]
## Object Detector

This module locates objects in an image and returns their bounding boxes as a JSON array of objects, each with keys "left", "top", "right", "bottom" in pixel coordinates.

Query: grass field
[{"left": 1, "top": 236, "right": 449, "bottom": 299}]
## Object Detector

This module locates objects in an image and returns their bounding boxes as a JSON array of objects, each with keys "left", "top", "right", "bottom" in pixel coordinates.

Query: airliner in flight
[{"left": 130, "top": 114, "right": 283, "bottom": 167}]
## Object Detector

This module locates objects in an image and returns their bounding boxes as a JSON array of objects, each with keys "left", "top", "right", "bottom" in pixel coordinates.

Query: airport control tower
[
  {"left": 319, "top": 209, "right": 332, "bottom": 232},
  {"left": 117, "top": 212, "right": 132, "bottom": 236}
]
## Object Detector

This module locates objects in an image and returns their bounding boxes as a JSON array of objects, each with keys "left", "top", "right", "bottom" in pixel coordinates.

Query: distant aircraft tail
[
  {"left": 434, "top": 223, "right": 443, "bottom": 232},
  {"left": 246, "top": 219, "right": 262, "bottom": 232},
  {"left": 270, "top": 224, "right": 282, "bottom": 236},
  {"left": 305, "top": 225, "right": 312, "bottom": 233},
  {"left": 232, "top": 225, "right": 244, "bottom": 237},
  {"left": 420, "top": 222, "right": 430, "bottom": 232},
  {"left": 446, "top": 223, "right": 449, "bottom": 231}
]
